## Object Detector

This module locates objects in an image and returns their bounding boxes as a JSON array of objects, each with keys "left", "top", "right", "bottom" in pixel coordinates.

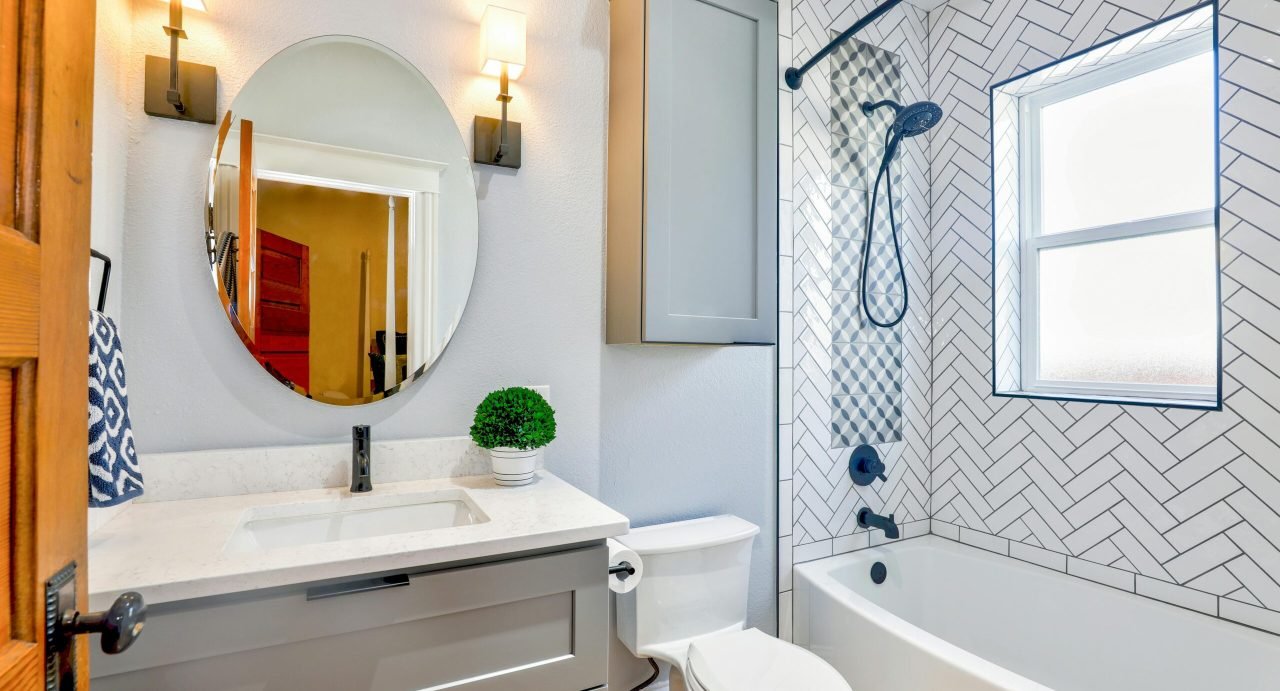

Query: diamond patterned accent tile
[
  {"left": 830, "top": 137, "right": 871, "bottom": 189},
  {"left": 832, "top": 343, "right": 904, "bottom": 397},
  {"left": 832, "top": 239, "right": 902, "bottom": 295},
  {"left": 831, "top": 36, "right": 901, "bottom": 89},
  {"left": 833, "top": 393, "right": 904, "bottom": 446},
  {"left": 832, "top": 290, "right": 903, "bottom": 346},
  {"left": 832, "top": 186, "right": 867, "bottom": 240},
  {"left": 828, "top": 35, "right": 914, "bottom": 450}
]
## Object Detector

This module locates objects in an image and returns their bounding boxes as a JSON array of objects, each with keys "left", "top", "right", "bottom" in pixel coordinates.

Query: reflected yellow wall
[{"left": 257, "top": 179, "right": 408, "bottom": 400}]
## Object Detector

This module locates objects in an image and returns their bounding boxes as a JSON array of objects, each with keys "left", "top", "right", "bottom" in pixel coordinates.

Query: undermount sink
[{"left": 224, "top": 490, "right": 487, "bottom": 553}]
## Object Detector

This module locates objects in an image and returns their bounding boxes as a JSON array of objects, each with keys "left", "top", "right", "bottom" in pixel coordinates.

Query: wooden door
[
  {"left": 0, "top": 0, "right": 96, "bottom": 688},
  {"left": 254, "top": 230, "right": 310, "bottom": 390}
]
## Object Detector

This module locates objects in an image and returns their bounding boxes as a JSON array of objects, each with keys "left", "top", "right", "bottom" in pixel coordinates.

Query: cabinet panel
[
  {"left": 91, "top": 544, "right": 608, "bottom": 691},
  {"left": 607, "top": 0, "right": 778, "bottom": 345}
]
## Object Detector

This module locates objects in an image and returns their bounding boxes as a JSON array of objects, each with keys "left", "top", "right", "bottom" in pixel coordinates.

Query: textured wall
[
  {"left": 780, "top": 0, "right": 933, "bottom": 641},
  {"left": 928, "top": 0, "right": 1280, "bottom": 634}
]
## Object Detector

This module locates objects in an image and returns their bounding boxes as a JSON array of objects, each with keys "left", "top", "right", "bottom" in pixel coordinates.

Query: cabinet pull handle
[{"left": 306, "top": 573, "right": 410, "bottom": 601}]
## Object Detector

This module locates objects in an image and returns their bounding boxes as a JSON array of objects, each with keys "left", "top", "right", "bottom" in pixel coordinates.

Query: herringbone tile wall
[
  {"left": 779, "top": 0, "right": 933, "bottom": 642},
  {"left": 780, "top": 0, "right": 1280, "bottom": 639},
  {"left": 929, "top": 0, "right": 1280, "bottom": 634}
]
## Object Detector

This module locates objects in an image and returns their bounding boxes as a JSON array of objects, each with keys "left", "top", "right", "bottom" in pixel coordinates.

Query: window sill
[{"left": 993, "top": 389, "right": 1222, "bottom": 411}]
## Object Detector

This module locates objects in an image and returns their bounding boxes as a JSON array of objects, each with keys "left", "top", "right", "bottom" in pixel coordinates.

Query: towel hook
[{"left": 90, "top": 250, "right": 112, "bottom": 313}]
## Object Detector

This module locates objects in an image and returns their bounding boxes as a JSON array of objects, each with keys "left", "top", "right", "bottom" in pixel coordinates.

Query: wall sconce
[
  {"left": 144, "top": 0, "right": 217, "bottom": 124},
  {"left": 473, "top": 5, "right": 526, "bottom": 169}
]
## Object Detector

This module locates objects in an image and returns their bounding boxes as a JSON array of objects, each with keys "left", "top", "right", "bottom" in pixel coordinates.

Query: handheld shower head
[
  {"left": 893, "top": 101, "right": 943, "bottom": 138},
  {"left": 857, "top": 98, "right": 945, "bottom": 329},
  {"left": 862, "top": 99, "right": 944, "bottom": 138}
]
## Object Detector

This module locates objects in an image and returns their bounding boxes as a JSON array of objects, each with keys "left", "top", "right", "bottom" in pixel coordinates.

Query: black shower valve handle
[
  {"left": 863, "top": 455, "right": 887, "bottom": 482},
  {"left": 849, "top": 444, "right": 889, "bottom": 487}
]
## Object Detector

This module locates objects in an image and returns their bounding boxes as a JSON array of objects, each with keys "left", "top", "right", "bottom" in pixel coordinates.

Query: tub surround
[
  {"left": 88, "top": 471, "right": 628, "bottom": 610},
  {"left": 782, "top": 0, "right": 1280, "bottom": 642},
  {"left": 778, "top": 0, "right": 933, "bottom": 642},
  {"left": 926, "top": 0, "right": 1280, "bottom": 635}
]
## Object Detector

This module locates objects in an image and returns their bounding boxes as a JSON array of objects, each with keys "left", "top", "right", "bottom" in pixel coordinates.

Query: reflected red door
[{"left": 255, "top": 230, "right": 311, "bottom": 390}]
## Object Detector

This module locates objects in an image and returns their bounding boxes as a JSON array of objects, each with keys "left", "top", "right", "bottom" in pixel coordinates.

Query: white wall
[
  {"left": 91, "top": 0, "right": 132, "bottom": 320},
  {"left": 99, "top": 0, "right": 777, "bottom": 661}
]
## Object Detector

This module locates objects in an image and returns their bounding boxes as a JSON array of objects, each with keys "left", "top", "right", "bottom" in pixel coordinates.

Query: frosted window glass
[
  {"left": 1038, "top": 227, "right": 1217, "bottom": 387},
  {"left": 1039, "top": 51, "right": 1216, "bottom": 235}
]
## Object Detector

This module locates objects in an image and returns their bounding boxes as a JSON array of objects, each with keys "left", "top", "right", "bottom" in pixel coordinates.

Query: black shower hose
[{"left": 860, "top": 128, "right": 910, "bottom": 329}]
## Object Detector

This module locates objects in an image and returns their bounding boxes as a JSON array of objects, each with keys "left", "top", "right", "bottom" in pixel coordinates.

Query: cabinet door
[{"left": 644, "top": 0, "right": 778, "bottom": 344}]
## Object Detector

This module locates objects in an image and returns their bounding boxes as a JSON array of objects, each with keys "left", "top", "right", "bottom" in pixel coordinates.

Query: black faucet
[
  {"left": 858, "top": 507, "right": 899, "bottom": 539},
  {"left": 351, "top": 425, "right": 373, "bottom": 493}
]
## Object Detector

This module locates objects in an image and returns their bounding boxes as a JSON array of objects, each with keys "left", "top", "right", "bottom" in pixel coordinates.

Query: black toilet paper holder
[{"left": 608, "top": 561, "right": 636, "bottom": 580}]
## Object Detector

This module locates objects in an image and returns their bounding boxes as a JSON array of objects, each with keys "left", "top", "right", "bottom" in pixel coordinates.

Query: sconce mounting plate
[
  {"left": 144, "top": 55, "right": 217, "bottom": 125},
  {"left": 473, "top": 116, "right": 522, "bottom": 169}
]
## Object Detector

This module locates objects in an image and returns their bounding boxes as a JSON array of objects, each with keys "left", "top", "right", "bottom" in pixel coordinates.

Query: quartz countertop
[{"left": 88, "top": 471, "right": 629, "bottom": 610}]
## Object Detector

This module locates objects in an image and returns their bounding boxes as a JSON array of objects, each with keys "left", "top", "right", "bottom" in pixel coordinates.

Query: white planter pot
[{"left": 489, "top": 447, "right": 538, "bottom": 486}]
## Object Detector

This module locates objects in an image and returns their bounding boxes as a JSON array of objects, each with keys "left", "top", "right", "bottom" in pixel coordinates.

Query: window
[{"left": 990, "top": 5, "right": 1219, "bottom": 408}]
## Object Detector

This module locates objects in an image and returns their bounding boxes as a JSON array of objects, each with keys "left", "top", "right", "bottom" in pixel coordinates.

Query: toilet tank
[{"left": 615, "top": 515, "right": 760, "bottom": 658}]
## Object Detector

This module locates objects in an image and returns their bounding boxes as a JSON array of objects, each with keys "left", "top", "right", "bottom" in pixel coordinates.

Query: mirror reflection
[{"left": 206, "top": 36, "right": 478, "bottom": 405}]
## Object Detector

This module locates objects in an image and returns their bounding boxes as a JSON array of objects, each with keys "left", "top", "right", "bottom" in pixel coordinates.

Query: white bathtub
[{"left": 794, "top": 536, "right": 1280, "bottom": 691}]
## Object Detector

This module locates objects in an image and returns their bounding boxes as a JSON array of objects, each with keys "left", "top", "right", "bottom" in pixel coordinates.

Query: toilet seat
[{"left": 684, "top": 628, "right": 852, "bottom": 691}]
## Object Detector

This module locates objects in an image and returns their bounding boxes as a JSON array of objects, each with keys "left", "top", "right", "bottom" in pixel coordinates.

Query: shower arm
[{"left": 783, "top": 0, "right": 907, "bottom": 90}]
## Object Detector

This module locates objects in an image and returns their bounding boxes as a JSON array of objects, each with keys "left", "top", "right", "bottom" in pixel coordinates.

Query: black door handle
[{"left": 60, "top": 591, "right": 146, "bottom": 655}]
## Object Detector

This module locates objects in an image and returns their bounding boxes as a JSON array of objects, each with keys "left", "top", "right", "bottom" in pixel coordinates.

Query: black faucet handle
[
  {"left": 873, "top": 463, "right": 888, "bottom": 483},
  {"left": 849, "top": 445, "right": 888, "bottom": 487}
]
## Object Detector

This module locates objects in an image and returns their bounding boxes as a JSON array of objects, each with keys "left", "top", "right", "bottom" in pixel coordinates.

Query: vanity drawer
[{"left": 91, "top": 543, "right": 608, "bottom": 691}]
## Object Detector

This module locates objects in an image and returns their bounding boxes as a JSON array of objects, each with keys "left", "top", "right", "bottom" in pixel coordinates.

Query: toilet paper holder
[{"left": 608, "top": 561, "right": 636, "bottom": 580}]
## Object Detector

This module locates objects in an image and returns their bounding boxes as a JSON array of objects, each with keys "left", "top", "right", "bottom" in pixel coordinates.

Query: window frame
[{"left": 1012, "top": 31, "right": 1221, "bottom": 408}]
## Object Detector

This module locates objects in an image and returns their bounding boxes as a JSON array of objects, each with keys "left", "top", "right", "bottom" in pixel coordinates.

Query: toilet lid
[{"left": 686, "top": 628, "right": 852, "bottom": 691}]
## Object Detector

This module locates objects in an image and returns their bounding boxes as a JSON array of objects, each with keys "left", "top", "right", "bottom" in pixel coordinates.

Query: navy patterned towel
[{"left": 89, "top": 311, "right": 143, "bottom": 507}]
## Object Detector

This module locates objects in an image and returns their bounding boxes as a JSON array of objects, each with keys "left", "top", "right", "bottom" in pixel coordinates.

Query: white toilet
[{"left": 615, "top": 515, "right": 851, "bottom": 691}]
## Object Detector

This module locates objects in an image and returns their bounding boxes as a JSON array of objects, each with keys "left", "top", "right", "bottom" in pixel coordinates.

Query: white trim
[
  {"left": 1019, "top": 32, "right": 1212, "bottom": 109},
  {"left": 1027, "top": 210, "right": 1215, "bottom": 251},
  {"left": 255, "top": 169, "right": 416, "bottom": 198},
  {"left": 1007, "top": 31, "right": 1216, "bottom": 405},
  {"left": 1021, "top": 381, "right": 1219, "bottom": 405},
  {"left": 385, "top": 196, "right": 397, "bottom": 390},
  {"left": 223, "top": 130, "right": 447, "bottom": 193}
]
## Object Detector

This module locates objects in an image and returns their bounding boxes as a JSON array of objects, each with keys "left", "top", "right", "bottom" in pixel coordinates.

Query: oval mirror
[{"left": 205, "top": 36, "right": 477, "bottom": 406}]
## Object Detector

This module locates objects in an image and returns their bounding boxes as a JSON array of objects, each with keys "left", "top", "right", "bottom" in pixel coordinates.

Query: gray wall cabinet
[
  {"left": 90, "top": 544, "right": 609, "bottom": 691},
  {"left": 607, "top": 0, "right": 779, "bottom": 345}
]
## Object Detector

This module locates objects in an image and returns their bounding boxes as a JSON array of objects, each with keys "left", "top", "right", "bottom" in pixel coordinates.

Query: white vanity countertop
[{"left": 88, "top": 471, "right": 629, "bottom": 610}]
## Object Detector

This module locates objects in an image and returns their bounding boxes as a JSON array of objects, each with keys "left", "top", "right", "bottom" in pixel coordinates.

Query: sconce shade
[
  {"left": 160, "top": 0, "right": 208, "bottom": 10},
  {"left": 481, "top": 6, "right": 526, "bottom": 79}
]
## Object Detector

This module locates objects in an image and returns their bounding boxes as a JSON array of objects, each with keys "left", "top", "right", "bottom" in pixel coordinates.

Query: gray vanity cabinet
[
  {"left": 607, "top": 0, "right": 779, "bottom": 345},
  {"left": 90, "top": 544, "right": 608, "bottom": 691}
]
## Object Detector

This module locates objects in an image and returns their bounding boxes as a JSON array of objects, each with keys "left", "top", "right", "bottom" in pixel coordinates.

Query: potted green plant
[{"left": 470, "top": 387, "right": 557, "bottom": 486}]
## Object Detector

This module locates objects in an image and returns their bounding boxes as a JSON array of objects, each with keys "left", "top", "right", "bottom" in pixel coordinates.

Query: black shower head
[
  {"left": 893, "top": 101, "right": 943, "bottom": 138},
  {"left": 862, "top": 99, "right": 944, "bottom": 139}
]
